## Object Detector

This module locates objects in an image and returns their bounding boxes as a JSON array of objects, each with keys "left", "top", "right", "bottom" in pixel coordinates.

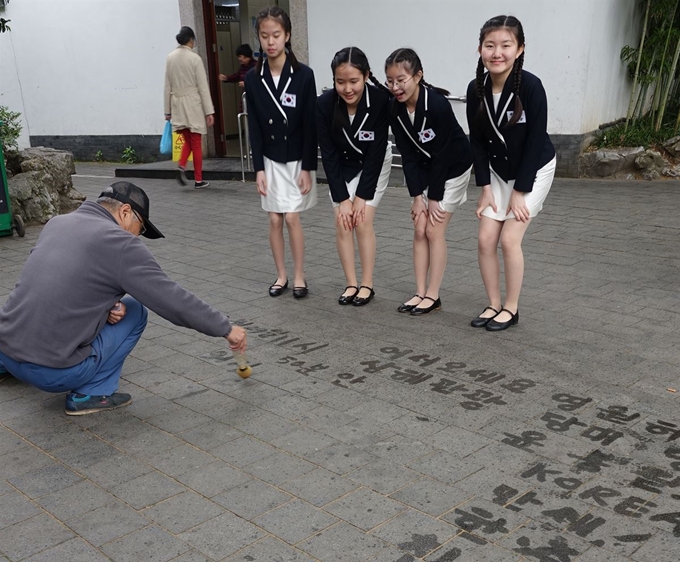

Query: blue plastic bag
[{"left": 160, "top": 121, "right": 172, "bottom": 155}]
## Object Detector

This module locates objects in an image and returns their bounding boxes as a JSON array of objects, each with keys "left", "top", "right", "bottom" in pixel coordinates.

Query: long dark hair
[
  {"left": 475, "top": 15, "right": 525, "bottom": 127},
  {"left": 384, "top": 48, "right": 450, "bottom": 99},
  {"left": 255, "top": 6, "right": 300, "bottom": 72},
  {"left": 330, "top": 47, "right": 387, "bottom": 130}
]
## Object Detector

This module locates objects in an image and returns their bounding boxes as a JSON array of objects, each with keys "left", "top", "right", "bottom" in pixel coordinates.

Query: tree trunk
[
  {"left": 656, "top": 32, "right": 680, "bottom": 130},
  {"left": 626, "top": 0, "right": 652, "bottom": 130},
  {"left": 655, "top": 0, "right": 680, "bottom": 130}
]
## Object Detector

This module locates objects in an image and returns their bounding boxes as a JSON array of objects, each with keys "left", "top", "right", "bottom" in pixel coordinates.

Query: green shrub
[
  {"left": 594, "top": 117, "right": 677, "bottom": 150},
  {"left": 121, "top": 146, "right": 137, "bottom": 164},
  {"left": 0, "top": 106, "right": 22, "bottom": 155}
]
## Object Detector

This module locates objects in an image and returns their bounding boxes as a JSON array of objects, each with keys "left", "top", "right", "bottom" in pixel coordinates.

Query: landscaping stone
[
  {"left": 578, "top": 146, "right": 644, "bottom": 177},
  {"left": 7, "top": 147, "right": 84, "bottom": 224},
  {"left": 663, "top": 135, "right": 680, "bottom": 158},
  {"left": 634, "top": 149, "right": 667, "bottom": 181}
]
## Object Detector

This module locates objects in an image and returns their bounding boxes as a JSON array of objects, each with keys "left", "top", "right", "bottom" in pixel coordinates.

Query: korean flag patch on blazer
[
  {"left": 358, "top": 130, "right": 375, "bottom": 141},
  {"left": 418, "top": 128, "right": 436, "bottom": 143},
  {"left": 281, "top": 93, "right": 297, "bottom": 107}
]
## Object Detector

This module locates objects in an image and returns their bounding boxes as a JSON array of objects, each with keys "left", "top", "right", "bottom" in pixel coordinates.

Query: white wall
[
  {"left": 0, "top": 32, "right": 31, "bottom": 149},
  {"left": 307, "top": 0, "right": 638, "bottom": 135},
  {"left": 0, "top": 0, "right": 181, "bottom": 140}
]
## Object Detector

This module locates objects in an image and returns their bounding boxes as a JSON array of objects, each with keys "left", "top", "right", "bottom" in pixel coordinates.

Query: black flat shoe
[
  {"left": 338, "top": 285, "right": 359, "bottom": 305},
  {"left": 410, "top": 296, "right": 441, "bottom": 315},
  {"left": 269, "top": 280, "right": 288, "bottom": 297},
  {"left": 293, "top": 282, "right": 308, "bottom": 299},
  {"left": 397, "top": 294, "right": 423, "bottom": 313},
  {"left": 470, "top": 306, "right": 500, "bottom": 328},
  {"left": 352, "top": 286, "right": 375, "bottom": 307},
  {"left": 486, "top": 308, "right": 519, "bottom": 331}
]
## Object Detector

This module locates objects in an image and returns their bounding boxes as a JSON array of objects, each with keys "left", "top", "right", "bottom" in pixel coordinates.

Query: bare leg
[
  {"left": 333, "top": 206, "right": 358, "bottom": 296},
  {"left": 477, "top": 217, "right": 504, "bottom": 318},
  {"left": 423, "top": 205, "right": 453, "bottom": 299},
  {"left": 405, "top": 211, "right": 429, "bottom": 306},
  {"left": 355, "top": 205, "right": 377, "bottom": 299},
  {"left": 497, "top": 218, "right": 532, "bottom": 322},
  {"left": 284, "top": 212, "right": 306, "bottom": 287},
  {"left": 268, "top": 212, "right": 287, "bottom": 285}
]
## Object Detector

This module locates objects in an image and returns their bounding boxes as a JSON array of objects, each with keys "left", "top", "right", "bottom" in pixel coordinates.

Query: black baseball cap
[{"left": 99, "top": 181, "right": 164, "bottom": 239}]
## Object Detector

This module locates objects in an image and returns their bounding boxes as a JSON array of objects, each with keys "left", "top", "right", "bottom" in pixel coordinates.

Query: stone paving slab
[{"left": 1, "top": 163, "right": 680, "bottom": 560}]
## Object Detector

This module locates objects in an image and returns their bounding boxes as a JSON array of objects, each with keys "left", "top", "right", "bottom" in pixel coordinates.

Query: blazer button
[
  {"left": 284, "top": 135, "right": 287, "bottom": 140},
  {"left": 283, "top": 119, "right": 287, "bottom": 124},
  {"left": 489, "top": 140, "right": 492, "bottom": 143},
  {"left": 504, "top": 156, "right": 508, "bottom": 160},
  {"left": 269, "top": 119, "right": 273, "bottom": 125},
  {"left": 271, "top": 135, "right": 275, "bottom": 140}
]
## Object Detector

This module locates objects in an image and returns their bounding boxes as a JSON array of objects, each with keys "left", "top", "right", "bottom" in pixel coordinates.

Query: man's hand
[
  {"left": 107, "top": 301, "right": 126, "bottom": 324},
  {"left": 225, "top": 326, "right": 247, "bottom": 353}
]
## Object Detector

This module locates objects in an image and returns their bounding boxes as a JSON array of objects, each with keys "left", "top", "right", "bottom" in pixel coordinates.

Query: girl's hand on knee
[
  {"left": 476, "top": 185, "right": 496, "bottom": 219},
  {"left": 352, "top": 197, "right": 366, "bottom": 227},
  {"left": 337, "top": 200, "right": 354, "bottom": 231},
  {"left": 508, "top": 190, "right": 530, "bottom": 223},
  {"left": 107, "top": 301, "right": 126, "bottom": 325},
  {"left": 411, "top": 196, "right": 427, "bottom": 223},
  {"left": 428, "top": 200, "right": 445, "bottom": 226},
  {"left": 298, "top": 170, "right": 312, "bottom": 195},
  {"left": 256, "top": 171, "right": 268, "bottom": 196}
]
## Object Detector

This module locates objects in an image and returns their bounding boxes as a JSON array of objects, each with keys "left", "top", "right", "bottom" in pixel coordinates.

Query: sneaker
[
  {"left": 64, "top": 392, "right": 132, "bottom": 416},
  {"left": 194, "top": 181, "right": 210, "bottom": 189},
  {"left": 178, "top": 167, "right": 188, "bottom": 186}
]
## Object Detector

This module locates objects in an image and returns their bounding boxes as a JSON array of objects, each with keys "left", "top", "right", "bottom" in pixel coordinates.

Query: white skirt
[
  {"left": 481, "top": 156, "right": 556, "bottom": 221},
  {"left": 330, "top": 143, "right": 393, "bottom": 208},
  {"left": 262, "top": 157, "right": 318, "bottom": 213},
  {"left": 422, "top": 165, "right": 472, "bottom": 213}
]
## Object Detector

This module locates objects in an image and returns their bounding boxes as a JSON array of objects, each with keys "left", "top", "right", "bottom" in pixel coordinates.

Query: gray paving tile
[
  {"left": 0, "top": 513, "right": 75, "bottom": 560},
  {"left": 178, "top": 511, "right": 266, "bottom": 560},
  {"left": 141, "top": 491, "right": 225, "bottom": 534},
  {"left": 211, "top": 435, "right": 278, "bottom": 467},
  {"left": 369, "top": 510, "right": 458, "bottom": 558},
  {"left": 146, "top": 444, "right": 215, "bottom": 478},
  {"left": 297, "top": 521, "right": 389, "bottom": 561},
  {"left": 270, "top": 427, "right": 341, "bottom": 457},
  {"left": 281, "top": 467, "right": 360, "bottom": 507},
  {"left": 36, "top": 479, "right": 118, "bottom": 521},
  {"left": 0, "top": 491, "right": 42, "bottom": 529},
  {"left": 81, "top": 453, "right": 153, "bottom": 489},
  {"left": 175, "top": 460, "right": 252, "bottom": 498},
  {"left": 101, "top": 525, "right": 190, "bottom": 562},
  {"left": 222, "top": 536, "right": 317, "bottom": 561},
  {"left": 243, "top": 450, "right": 317, "bottom": 486},
  {"left": 22, "top": 537, "right": 110, "bottom": 562},
  {"left": 110, "top": 471, "right": 187, "bottom": 509},
  {"left": 423, "top": 533, "right": 522, "bottom": 562},
  {"left": 346, "top": 458, "right": 422, "bottom": 495},
  {"left": 67, "top": 500, "right": 149, "bottom": 547},
  {"left": 304, "top": 442, "right": 378, "bottom": 475},
  {"left": 325, "top": 487, "right": 407, "bottom": 531},
  {"left": 253, "top": 498, "right": 339, "bottom": 544},
  {"left": 389, "top": 477, "right": 473, "bottom": 517},
  {"left": 165, "top": 551, "right": 212, "bottom": 562},
  {"left": 212, "top": 478, "right": 292, "bottom": 520},
  {"left": 176, "top": 421, "right": 245, "bottom": 450}
]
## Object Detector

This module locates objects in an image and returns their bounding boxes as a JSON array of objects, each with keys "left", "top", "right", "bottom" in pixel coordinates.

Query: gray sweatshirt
[{"left": 0, "top": 202, "right": 232, "bottom": 368}]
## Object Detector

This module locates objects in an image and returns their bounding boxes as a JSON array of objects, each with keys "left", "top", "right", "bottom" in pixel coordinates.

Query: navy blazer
[
  {"left": 245, "top": 58, "right": 318, "bottom": 172},
  {"left": 390, "top": 85, "right": 472, "bottom": 201},
  {"left": 317, "top": 85, "right": 390, "bottom": 203},
  {"left": 466, "top": 70, "right": 555, "bottom": 192}
]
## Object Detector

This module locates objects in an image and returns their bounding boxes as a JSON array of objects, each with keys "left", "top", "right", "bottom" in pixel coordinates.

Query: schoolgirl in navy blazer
[
  {"left": 390, "top": 84, "right": 472, "bottom": 201},
  {"left": 317, "top": 83, "right": 390, "bottom": 203}
]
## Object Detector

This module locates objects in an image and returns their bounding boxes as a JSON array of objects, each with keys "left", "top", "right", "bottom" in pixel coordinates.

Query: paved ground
[{"left": 1, "top": 163, "right": 680, "bottom": 562}]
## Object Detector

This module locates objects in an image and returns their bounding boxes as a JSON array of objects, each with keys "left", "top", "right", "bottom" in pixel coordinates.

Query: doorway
[{"left": 203, "top": 0, "right": 287, "bottom": 157}]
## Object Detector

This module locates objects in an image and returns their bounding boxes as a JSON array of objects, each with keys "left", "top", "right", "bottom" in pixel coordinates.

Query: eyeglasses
[
  {"left": 384, "top": 75, "right": 413, "bottom": 90},
  {"left": 132, "top": 210, "right": 146, "bottom": 236}
]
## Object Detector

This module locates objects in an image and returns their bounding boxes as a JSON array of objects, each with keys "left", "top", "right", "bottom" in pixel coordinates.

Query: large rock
[
  {"left": 663, "top": 135, "right": 680, "bottom": 158},
  {"left": 579, "top": 146, "right": 644, "bottom": 177},
  {"left": 635, "top": 149, "right": 667, "bottom": 181},
  {"left": 7, "top": 147, "right": 84, "bottom": 223}
]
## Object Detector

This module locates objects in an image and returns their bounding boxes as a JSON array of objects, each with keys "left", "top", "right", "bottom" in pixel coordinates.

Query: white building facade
[{"left": 0, "top": 0, "right": 639, "bottom": 176}]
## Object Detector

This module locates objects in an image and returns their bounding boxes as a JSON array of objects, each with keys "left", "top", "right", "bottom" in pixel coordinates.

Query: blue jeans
[{"left": 0, "top": 296, "right": 147, "bottom": 396}]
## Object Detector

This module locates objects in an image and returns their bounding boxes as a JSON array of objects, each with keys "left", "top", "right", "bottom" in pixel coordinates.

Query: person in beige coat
[{"left": 164, "top": 26, "right": 215, "bottom": 189}]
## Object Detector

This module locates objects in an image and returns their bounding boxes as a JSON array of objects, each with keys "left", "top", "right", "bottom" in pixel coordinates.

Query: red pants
[{"left": 178, "top": 129, "right": 203, "bottom": 182}]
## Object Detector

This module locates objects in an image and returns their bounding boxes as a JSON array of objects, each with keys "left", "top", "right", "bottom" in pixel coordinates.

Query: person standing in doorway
[
  {"left": 219, "top": 44, "right": 257, "bottom": 90},
  {"left": 245, "top": 6, "right": 318, "bottom": 299},
  {"left": 466, "top": 16, "right": 556, "bottom": 331},
  {"left": 164, "top": 26, "right": 215, "bottom": 189}
]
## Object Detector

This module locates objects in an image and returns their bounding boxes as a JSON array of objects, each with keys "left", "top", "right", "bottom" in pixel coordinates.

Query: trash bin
[{"left": 0, "top": 128, "right": 25, "bottom": 238}]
